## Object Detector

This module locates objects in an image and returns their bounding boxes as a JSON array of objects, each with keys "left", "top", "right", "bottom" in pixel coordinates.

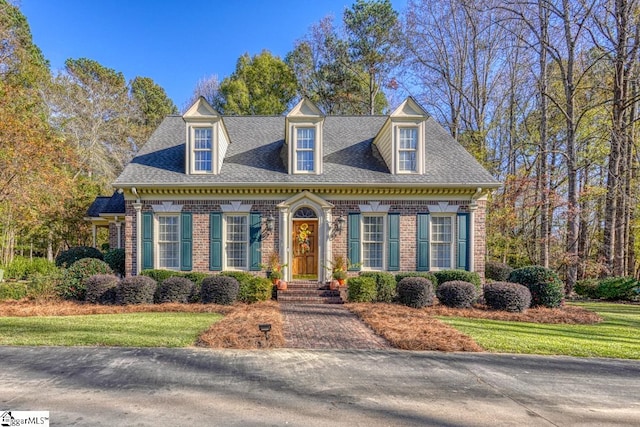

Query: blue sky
[{"left": 21, "top": 0, "right": 407, "bottom": 109}]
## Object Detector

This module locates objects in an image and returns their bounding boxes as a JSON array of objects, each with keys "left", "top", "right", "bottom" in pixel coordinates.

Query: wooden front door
[{"left": 292, "top": 220, "right": 318, "bottom": 278}]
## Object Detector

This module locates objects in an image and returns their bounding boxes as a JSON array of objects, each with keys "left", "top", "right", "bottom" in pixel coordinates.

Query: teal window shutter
[
  {"left": 209, "top": 213, "right": 222, "bottom": 271},
  {"left": 180, "top": 213, "right": 193, "bottom": 271},
  {"left": 249, "top": 213, "right": 262, "bottom": 271},
  {"left": 457, "top": 213, "right": 470, "bottom": 271},
  {"left": 417, "top": 213, "right": 430, "bottom": 271},
  {"left": 348, "top": 213, "right": 361, "bottom": 270},
  {"left": 142, "top": 212, "right": 154, "bottom": 270},
  {"left": 388, "top": 213, "right": 400, "bottom": 271}
]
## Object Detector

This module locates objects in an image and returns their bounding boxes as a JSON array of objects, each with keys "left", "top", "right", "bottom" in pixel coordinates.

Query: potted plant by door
[
  {"left": 332, "top": 269, "right": 347, "bottom": 287},
  {"left": 262, "top": 251, "right": 287, "bottom": 290}
]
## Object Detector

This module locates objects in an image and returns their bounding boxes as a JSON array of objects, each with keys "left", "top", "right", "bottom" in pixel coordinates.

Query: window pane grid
[
  {"left": 296, "top": 128, "right": 315, "bottom": 171},
  {"left": 398, "top": 127, "right": 417, "bottom": 172},
  {"left": 363, "top": 216, "right": 384, "bottom": 269},
  {"left": 194, "top": 128, "right": 212, "bottom": 171},
  {"left": 158, "top": 216, "right": 179, "bottom": 269},
  {"left": 226, "top": 216, "right": 247, "bottom": 269},
  {"left": 194, "top": 128, "right": 211, "bottom": 149},
  {"left": 431, "top": 216, "right": 452, "bottom": 269}
]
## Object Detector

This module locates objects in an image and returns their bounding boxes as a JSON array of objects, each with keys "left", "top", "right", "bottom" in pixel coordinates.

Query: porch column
[
  {"left": 469, "top": 201, "right": 477, "bottom": 273},
  {"left": 133, "top": 202, "right": 142, "bottom": 275},
  {"left": 278, "top": 206, "right": 290, "bottom": 282},
  {"left": 115, "top": 220, "right": 122, "bottom": 249},
  {"left": 92, "top": 224, "right": 97, "bottom": 248},
  {"left": 322, "top": 206, "right": 333, "bottom": 284}
]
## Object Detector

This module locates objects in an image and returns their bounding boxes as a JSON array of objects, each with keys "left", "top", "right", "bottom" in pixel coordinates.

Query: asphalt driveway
[{"left": 0, "top": 347, "right": 638, "bottom": 426}]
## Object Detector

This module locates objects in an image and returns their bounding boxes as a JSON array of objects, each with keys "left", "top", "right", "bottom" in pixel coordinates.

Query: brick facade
[{"left": 123, "top": 196, "right": 488, "bottom": 280}]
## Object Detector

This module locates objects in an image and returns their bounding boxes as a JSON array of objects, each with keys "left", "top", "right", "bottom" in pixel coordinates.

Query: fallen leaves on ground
[
  {"left": 0, "top": 300, "right": 233, "bottom": 316},
  {"left": 197, "top": 300, "right": 285, "bottom": 349},
  {"left": 428, "top": 304, "right": 602, "bottom": 324},
  {"left": 347, "top": 303, "right": 483, "bottom": 352}
]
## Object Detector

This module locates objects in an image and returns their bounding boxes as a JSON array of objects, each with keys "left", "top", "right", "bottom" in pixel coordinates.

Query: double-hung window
[
  {"left": 194, "top": 127, "right": 212, "bottom": 172},
  {"left": 362, "top": 215, "right": 384, "bottom": 269},
  {"left": 226, "top": 215, "right": 248, "bottom": 269},
  {"left": 158, "top": 216, "right": 180, "bottom": 269},
  {"left": 430, "top": 216, "right": 453, "bottom": 269},
  {"left": 295, "top": 128, "right": 315, "bottom": 172},
  {"left": 398, "top": 127, "right": 417, "bottom": 172}
]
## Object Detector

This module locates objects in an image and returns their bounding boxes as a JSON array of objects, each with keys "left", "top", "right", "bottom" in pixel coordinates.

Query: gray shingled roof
[
  {"left": 113, "top": 115, "right": 499, "bottom": 188},
  {"left": 86, "top": 192, "right": 125, "bottom": 217}
]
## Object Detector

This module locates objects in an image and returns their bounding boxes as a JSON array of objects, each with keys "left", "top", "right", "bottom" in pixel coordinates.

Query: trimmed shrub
[
  {"left": 485, "top": 261, "right": 513, "bottom": 282},
  {"left": 140, "top": 269, "right": 178, "bottom": 284},
  {"left": 436, "top": 280, "right": 478, "bottom": 308},
  {"left": 0, "top": 282, "right": 28, "bottom": 300},
  {"left": 397, "top": 277, "right": 434, "bottom": 308},
  {"left": 85, "top": 274, "right": 119, "bottom": 304},
  {"left": 55, "top": 246, "right": 104, "bottom": 268},
  {"left": 597, "top": 277, "right": 640, "bottom": 301},
  {"left": 359, "top": 271, "right": 396, "bottom": 302},
  {"left": 59, "top": 258, "right": 113, "bottom": 300},
  {"left": 104, "top": 249, "right": 125, "bottom": 276},
  {"left": 395, "top": 272, "right": 438, "bottom": 288},
  {"left": 574, "top": 278, "right": 600, "bottom": 299},
  {"left": 4, "top": 256, "right": 57, "bottom": 280},
  {"left": 239, "top": 276, "right": 272, "bottom": 303},
  {"left": 483, "top": 282, "right": 531, "bottom": 312},
  {"left": 508, "top": 266, "right": 564, "bottom": 308},
  {"left": 433, "top": 270, "right": 481, "bottom": 291},
  {"left": 26, "top": 270, "right": 63, "bottom": 300},
  {"left": 183, "top": 272, "right": 211, "bottom": 303},
  {"left": 116, "top": 276, "right": 157, "bottom": 305},
  {"left": 155, "top": 276, "right": 194, "bottom": 304},
  {"left": 347, "top": 276, "right": 377, "bottom": 302},
  {"left": 201, "top": 276, "right": 239, "bottom": 305}
]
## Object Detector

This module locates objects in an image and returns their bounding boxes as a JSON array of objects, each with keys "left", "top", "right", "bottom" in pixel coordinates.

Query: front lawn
[
  {"left": 0, "top": 312, "right": 222, "bottom": 347},
  {"left": 439, "top": 302, "right": 640, "bottom": 359}
]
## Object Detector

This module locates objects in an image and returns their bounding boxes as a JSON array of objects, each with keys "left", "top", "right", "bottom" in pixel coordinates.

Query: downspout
[{"left": 469, "top": 187, "right": 482, "bottom": 273}]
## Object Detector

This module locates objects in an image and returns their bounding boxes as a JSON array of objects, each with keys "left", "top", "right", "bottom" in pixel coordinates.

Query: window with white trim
[
  {"left": 193, "top": 127, "right": 212, "bottom": 172},
  {"left": 398, "top": 127, "right": 417, "bottom": 172},
  {"left": 430, "top": 215, "right": 454, "bottom": 269},
  {"left": 295, "top": 127, "right": 315, "bottom": 172},
  {"left": 225, "top": 215, "right": 248, "bottom": 269},
  {"left": 158, "top": 216, "right": 180, "bottom": 269},
  {"left": 362, "top": 215, "right": 385, "bottom": 269}
]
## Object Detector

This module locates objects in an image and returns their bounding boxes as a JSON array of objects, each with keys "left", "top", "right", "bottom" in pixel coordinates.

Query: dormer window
[
  {"left": 183, "top": 97, "right": 229, "bottom": 175},
  {"left": 398, "top": 127, "right": 418, "bottom": 172},
  {"left": 286, "top": 98, "right": 324, "bottom": 175},
  {"left": 296, "top": 128, "right": 316, "bottom": 172},
  {"left": 193, "top": 127, "right": 213, "bottom": 172}
]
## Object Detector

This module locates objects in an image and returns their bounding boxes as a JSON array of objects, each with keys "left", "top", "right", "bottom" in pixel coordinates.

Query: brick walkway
[{"left": 280, "top": 304, "right": 391, "bottom": 350}]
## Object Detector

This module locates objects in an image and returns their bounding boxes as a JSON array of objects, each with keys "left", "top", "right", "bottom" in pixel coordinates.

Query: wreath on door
[{"left": 297, "top": 223, "right": 312, "bottom": 254}]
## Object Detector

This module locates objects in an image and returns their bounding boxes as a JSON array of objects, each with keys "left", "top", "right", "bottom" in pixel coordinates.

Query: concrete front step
[{"left": 278, "top": 281, "right": 346, "bottom": 304}]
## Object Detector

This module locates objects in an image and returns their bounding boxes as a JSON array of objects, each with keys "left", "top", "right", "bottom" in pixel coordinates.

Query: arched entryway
[{"left": 292, "top": 207, "right": 318, "bottom": 279}]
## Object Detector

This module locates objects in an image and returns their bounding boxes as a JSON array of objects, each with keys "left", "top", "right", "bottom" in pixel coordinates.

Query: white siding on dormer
[
  {"left": 218, "top": 124, "right": 229, "bottom": 172},
  {"left": 374, "top": 121, "right": 393, "bottom": 172}
]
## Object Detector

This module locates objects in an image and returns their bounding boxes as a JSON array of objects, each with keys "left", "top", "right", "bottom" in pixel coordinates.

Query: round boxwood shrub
[
  {"left": 116, "top": 276, "right": 157, "bottom": 305},
  {"left": 395, "top": 272, "right": 438, "bottom": 288},
  {"left": 239, "top": 276, "right": 273, "bottom": 303},
  {"left": 55, "top": 246, "right": 104, "bottom": 268},
  {"left": 347, "top": 276, "right": 377, "bottom": 302},
  {"left": 359, "top": 272, "right": 396, "bottom": 302},
  {"left": 201, "top": 276, "right": 239, "bottom": 305},
  {"left": 103, "top": 249, "right": 125, "bottom": 276},
  {"left": 433, "top": 270, "right": 481, "bottom": 291},
  {"left": 436, "top": 280, "right": 477, "bottom": 308},
  {"left": 85, "top": 274, "right": 119, "bottom": 304},
  {"left": 483, "top": 282, "right": 531, "bottom": 312},
  {"left": 59, "top": 258, "right": 113, "bottom": 300},
  {"left": 397, "top": 277, "right": 434, "bottom": 308},
  {"left": 485, "top": 261, "right": 514, "bottom": 282},
  {"left": 154, "top": 276, "right": 194, "bottom": 304},
  {"left": 508, "top": 266, "right": 564, "bottom": 308}
]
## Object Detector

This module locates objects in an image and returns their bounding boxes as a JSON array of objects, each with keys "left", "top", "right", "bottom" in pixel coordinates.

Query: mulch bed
[{"left": 347, "top": 302, "right": 602, "bottom": 352}]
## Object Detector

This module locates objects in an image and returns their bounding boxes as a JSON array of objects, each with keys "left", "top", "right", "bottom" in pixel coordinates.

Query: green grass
[
  {"left": 0, "top": 312, "right": 222, "bottom": 347},
  {"left": 439, "top": 302, "right": 640, "bottom": 359}
]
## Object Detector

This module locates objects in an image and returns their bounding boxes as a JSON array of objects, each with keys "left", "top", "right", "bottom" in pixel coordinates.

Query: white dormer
[
  {"left": 373, "top": 97, "right": 428, "bottom": 175},
  {"left": 183, "top": 97, "right": 230, "bottom": 175},
  {"left": 285, "top": 98, "right": 324, "bottom": 175}
]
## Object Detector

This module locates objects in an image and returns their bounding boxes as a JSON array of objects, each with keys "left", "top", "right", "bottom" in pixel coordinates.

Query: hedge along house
[{"left": 103, "top": 96, "right": 499, "bottom": 282}]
